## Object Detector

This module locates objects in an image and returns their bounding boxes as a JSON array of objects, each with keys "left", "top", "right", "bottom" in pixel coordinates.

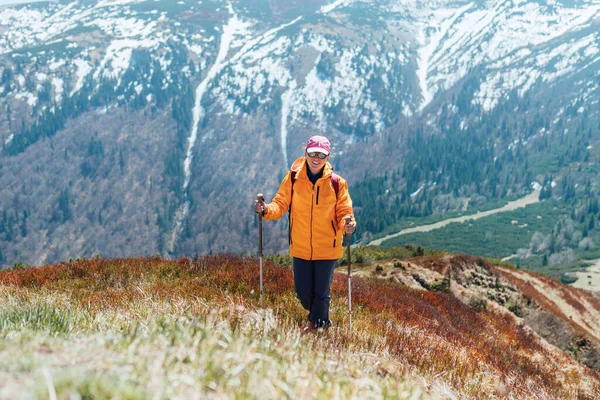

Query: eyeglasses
[{"left": 307, "top": 152, "right": 328, "bottom": 159}]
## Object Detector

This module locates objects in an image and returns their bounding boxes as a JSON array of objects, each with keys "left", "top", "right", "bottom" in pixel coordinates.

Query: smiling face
[{"left": 305, "top": 150, "right": 330, "bottom": 174}]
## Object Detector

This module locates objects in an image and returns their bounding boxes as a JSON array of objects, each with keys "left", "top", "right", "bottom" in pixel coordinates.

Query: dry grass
[{"left": 0, "top": 255, "right": 599, "bottom": 399}]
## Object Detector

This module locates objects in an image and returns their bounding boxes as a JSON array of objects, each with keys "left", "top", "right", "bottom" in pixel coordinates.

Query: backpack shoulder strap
[
  {"left": 331, "top": 173, "right": 340, "bottom": 197},
  {"left": 291, "top": 169, "right": 297, "bottom": 185},
  {"left": 288, "top": 169, "right": 297, "bottom": 244},
  {"left": 289, "top": 169, "right": 298, "bottom": 208}
]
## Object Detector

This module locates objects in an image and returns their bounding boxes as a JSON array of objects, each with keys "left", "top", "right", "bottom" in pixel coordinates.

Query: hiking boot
[
  {"left": 315, "top": 319, "right": 332, "bottom": 333},
  {"left": 302, "top": 321, "right": 317, "bottom": 334}
]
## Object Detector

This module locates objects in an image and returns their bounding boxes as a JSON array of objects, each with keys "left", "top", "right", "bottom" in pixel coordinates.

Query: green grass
[
  {"left": 0, "top": 291, "right": 421, "bottom": 399},
  {"left": 382, "top": 201, "right": 566, "bottom": 259},
  {"left": 368, "top": 196, "right": 513, "bottom": 241},
  {"left": 377, "top": 198, "right": 600, "bottom": 280},
  {"left": 0, "top": 303, "right": 77, "bottom": 335}
]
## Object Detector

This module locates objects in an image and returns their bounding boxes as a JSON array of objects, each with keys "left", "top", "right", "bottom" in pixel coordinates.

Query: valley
[
  {"left": 0, "top": 0, "right": 598, "bottom": 276},
  {"left": 368, "top": 189, "right": 541, "bottom": 246}
]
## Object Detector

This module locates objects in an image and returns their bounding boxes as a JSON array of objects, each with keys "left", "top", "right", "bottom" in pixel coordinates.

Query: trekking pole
[
  {"left": 344, "top": 216, "right": 353, "bottom": 333},
  {"left": 257, "top": 194, "right": 265, "bottom": 310}
]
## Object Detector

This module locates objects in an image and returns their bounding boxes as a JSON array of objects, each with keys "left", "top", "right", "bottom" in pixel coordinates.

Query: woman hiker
[{"left": 254, "top": 135, "right": 356, "bottom": 331}]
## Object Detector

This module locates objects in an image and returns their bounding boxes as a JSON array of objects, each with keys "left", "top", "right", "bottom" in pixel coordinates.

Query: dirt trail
[
  {"left": 571, "top": 258, "right": 600, "bottom": 291},
  {"left": 368, "top": 190, "right": 541, "bottom": 246}
]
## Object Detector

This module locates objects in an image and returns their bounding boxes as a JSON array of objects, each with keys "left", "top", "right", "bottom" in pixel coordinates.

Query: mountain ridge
[{"left": 0, "top": 0, "right": 599, "bottom": 270}]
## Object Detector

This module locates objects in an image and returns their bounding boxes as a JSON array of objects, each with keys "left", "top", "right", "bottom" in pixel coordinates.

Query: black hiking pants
[{"left": 292, "top": 257, "right": 337, "bottom": 327}]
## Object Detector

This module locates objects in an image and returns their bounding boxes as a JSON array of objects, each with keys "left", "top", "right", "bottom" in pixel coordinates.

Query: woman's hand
[
  {"left": 254, "top": 200, "right": 267, "bottom": 215},
  {"left": 344, "top": 218, "right": 356, "bottom": 235}
]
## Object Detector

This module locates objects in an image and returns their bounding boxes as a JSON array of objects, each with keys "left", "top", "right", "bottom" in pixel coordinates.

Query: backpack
[{"left": 288, "top": 169, "right": 340, "bottom": 243}]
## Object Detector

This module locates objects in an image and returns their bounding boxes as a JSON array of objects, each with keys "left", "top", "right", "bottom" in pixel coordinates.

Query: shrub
[
  {"left": 505, "top": 298, "right": 525, "bottom": 318},
  {"left": 431, "top": 276, "right": 451, "bottom": 293},
  {"left": 469, "top": 296, "right": 488, "bottom": 312},
  {"left": 11, "top": 262, "right": 29, "bottom": 270},
  {"left": 265, "top": 254, "right": 293, "bottom": 266},
  {"left": 559, "top": 274, "right": 578, "bottom": 285},
  {"left": 484, "top": 257, "right": 515, "bottom": 268}
]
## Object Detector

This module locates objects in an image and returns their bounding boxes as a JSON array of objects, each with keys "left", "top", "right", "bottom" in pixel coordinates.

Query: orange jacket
[{"left": 264, "top": 157, "right": 355, "bottom": 260}]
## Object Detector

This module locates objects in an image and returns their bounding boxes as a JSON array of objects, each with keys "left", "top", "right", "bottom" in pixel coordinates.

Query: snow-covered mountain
[{"left": 0, "top": 0, "right": 599, "bottom": 266}]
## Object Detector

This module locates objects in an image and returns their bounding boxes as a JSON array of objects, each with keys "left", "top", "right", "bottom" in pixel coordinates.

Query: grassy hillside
[{"left": 1, "top": 253, "right": 599, "bottom": 399}]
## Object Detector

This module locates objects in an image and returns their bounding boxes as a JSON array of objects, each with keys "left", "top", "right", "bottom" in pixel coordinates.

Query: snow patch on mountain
[
  {"left": 416, "top": 2, "right": 473, "bottom": 110},
  {"left": 216, "top": 29, "right": 388, "bottom": 139},
  {"left": 0, "top": 7, "right": 50, "bottom": 54},
  {"left": 170, "top": 3, "right": 253, "bottom": 252},
  {"left": 95, "top": 0, "right": 147, "bottom": 8},
  {"left": 418, "top": 0, "right": 600, "bottom": 111},
  {"left": 229, "top": 16, "right": 302, "bottom": 64},
  {"left": 476, "top": 32, "right": 600, "bottom": 110},
  {"left": 51, "top": 76, "right": 63, "bottom": 102},
  {"left": 71, "top": 59, "right": 92, "bottom": 96},
  {"left": 94, "top": 41, "right": 133, "bottom": 84},
  {"left": 14, "top": 90, "right": 37, "bottom": 106},
  {"left": 1, "top": 0, "right": 180, "bottom": 101},
  {"left": 280, "top": 88, "right": 295, "bottom": 167},
  {"left": 320, "top": 0, "right": 354, "bottom": 14},
  {"left": 217, "top": 35, "right": 293, "bottom": 112},
  {"left": 296, "top": 47, "right": 383, "bottom": 128},
  {"left": 89, "top": 15, "right": 159, "bottom": 39}
]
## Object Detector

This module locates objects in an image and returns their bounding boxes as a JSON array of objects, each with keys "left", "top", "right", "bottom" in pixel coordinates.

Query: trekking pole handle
[
  {"left": 257, "top": 194, "right": 264, "bottom": 256},
  {"left": 256, "top": 194, "right": 265, "bottom": 214},
  {"left": 344, "top": 216, "right": 353, "bottom": 236}
]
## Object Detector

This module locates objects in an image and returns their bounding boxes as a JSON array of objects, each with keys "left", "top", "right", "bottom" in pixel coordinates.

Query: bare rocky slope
[{"left": 358, "top": 253, "right": 600, "bottom": 373}]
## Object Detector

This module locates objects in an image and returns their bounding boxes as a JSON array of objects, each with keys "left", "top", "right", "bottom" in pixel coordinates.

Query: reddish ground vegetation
[
  {"left": 1, "top": 255, "right": 599, "bottom": 398},
  {"left": 411, "top": 254, "right": 448, "bottom": 273},
  {"left": 337, "top": 275, "right": 558, "bottom": 392},
  {"left": 446, "top": 254, "right": 494, "bottom": 273}
]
